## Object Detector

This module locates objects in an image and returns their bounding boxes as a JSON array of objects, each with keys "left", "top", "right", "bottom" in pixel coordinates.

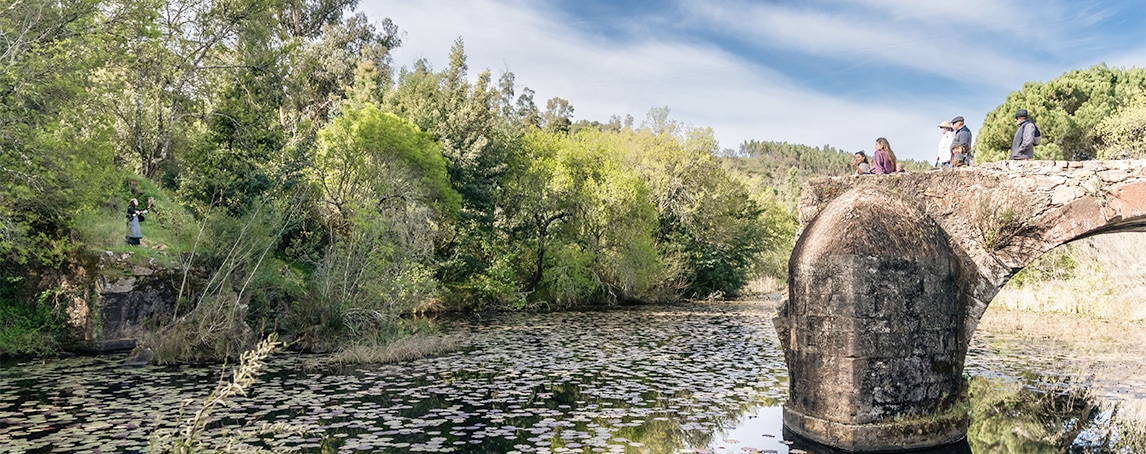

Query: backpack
[{"left": 1032, "top": 122, "right": 1042, "bottom": 146}]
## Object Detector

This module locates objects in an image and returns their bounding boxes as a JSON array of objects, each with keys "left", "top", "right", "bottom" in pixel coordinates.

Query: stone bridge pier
[{"left": 773, "top": 160, "right": 1146, "bottom": 451}]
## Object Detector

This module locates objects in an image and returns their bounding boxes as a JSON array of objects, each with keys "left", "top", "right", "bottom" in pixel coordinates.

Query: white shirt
[{"left": 936, "top": 131, "right": 954, "bottom": 164}]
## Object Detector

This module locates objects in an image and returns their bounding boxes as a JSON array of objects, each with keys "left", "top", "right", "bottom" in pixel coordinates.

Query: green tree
[
  {"left": 100, "top": 0, "right": 275, "bottom": 179},
  {"left": 306, "top": 104, "right": 458, "bottom": 339},
  {"left": 1, "top": 0, "right": 116, "bottom": 292},
  {"left": 502, "top": 129, "right": 663, "bottom": 307},
  {"left": 618, "top": 124, "right": 772, "bottom": 298},
  {"left": 282, "top": 10, "right": 400, "bottom": 128},
  {"left": 1096, "top": 90, "right": 1146, "bottom": 159},
  {"left": 1, "top": 0, "right": 118, "bottom": 354},
  {"left": 976, "top": 64, "right": 1146, "bottom": 162},
  {"left": 383, "top": 39, "right": 529, "bottom": 305},
  {"left": 175, "top": 3, "right": 291, "bottom": 215},
  {"left": 542, "top": 97, "right": 574, "bottom": 133},
  {"left": 313, "top": 104, "right": 459, "bottom": 222}
]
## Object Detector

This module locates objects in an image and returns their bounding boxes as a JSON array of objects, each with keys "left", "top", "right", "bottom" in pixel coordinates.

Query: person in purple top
[{"left": 871, "top": 137, "right": 898, "bottom": 174}]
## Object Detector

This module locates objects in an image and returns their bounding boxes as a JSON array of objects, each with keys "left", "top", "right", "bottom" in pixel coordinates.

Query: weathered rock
[
  {"left": 70, "top": 252, "right": 182, "bottom": 353},
  {"left": 121, "top": 347, "right": 154, "bottom": 367},
  {"left": 780, "top": 185, "right": 968, "bottom": 451}
]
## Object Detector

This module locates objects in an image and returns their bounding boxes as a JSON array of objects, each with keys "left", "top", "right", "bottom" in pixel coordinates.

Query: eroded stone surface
[{"left": 779, "top": 186, "right": 967, "bottom": 450}]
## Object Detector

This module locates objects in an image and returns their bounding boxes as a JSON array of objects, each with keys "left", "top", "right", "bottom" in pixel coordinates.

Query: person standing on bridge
[
  {"left": 950, "top": 116, "right": 973, "bottom": 166},
  {"left": 935, "top": 120, "right": 954, "bottom": 168},
  {"left": 871, "top": 137, "right": 897, "bottom": 174},
  {"left": 1011, "top": 109, "right": 1039, "bottom": 160}
]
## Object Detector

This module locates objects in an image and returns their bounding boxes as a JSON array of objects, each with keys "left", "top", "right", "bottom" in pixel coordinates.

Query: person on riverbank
[
  {"left": 935, "top": 120, "right": 954, "bottom": 168},
  {"left": 853, "top": 151, "right": 871, "bottom": 175},
  {"left": 126, "top": 198, "right": 148, "bottom": 245},
  {"left": 950, "top": 116, "right": 973, "bottom": 166},
  {"left": 871, "top": 138, "right": 897, "bottom": 174},
  {"left": 1011, "top": 109, "right": 1039, "bottom": 160}
]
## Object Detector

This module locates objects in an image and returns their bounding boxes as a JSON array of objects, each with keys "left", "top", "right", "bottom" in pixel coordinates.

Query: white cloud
[
  {"left": 360, "top": 0, "right": 1143, "bottom": 163},
  {"left": 679, "top": 0, "right": 1046, "bottom": 89},
  {"left": 363, "top": 0, "right": 956, "bottom": 160}
]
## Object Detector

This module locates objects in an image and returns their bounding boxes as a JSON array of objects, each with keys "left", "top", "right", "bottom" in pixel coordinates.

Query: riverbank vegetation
[{"left": 0, "top": 0, "right": 795, "bottom": 360}]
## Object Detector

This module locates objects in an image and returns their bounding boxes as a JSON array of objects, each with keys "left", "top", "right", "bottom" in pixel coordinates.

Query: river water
[{"left": 1, "top": 300, "right": 1144, "bottom": 453}]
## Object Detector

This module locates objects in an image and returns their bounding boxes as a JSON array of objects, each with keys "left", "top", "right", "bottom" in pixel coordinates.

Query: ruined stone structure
[
  {"left": 774, "top": 160, "right": 1146, "bottom": 451},
  {"left": 66, "top": 251, "right": 181, "bottom": 353}
]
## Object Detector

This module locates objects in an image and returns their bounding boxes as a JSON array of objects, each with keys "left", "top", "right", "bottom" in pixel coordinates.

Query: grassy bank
[{"left": 992, "top": 232, "right": 1146, "bottom": 320}]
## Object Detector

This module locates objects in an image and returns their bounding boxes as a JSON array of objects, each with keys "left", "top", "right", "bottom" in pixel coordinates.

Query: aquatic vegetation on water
[
  {"left": 0, "top": 302, "right": 790, "bottom": 453},
  {"left": 2, "top": 301, "right": 1143, "bottom": 453}
]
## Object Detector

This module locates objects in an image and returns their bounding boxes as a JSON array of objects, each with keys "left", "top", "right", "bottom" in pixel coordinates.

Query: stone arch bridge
[{"left": 773, "top": 160, "right": 1146, "bottom": 451}]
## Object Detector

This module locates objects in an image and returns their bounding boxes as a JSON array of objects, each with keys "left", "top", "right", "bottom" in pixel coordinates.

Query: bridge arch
[{"left": 775, "top": 160, "right": 1146, "bottom": 451}]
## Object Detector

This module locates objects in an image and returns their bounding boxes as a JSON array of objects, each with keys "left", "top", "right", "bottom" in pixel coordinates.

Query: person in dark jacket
[
  {"left": 949, "top": 116, "right": 973, "bottom": 166},
  {"left": 1011, "top": 109, "right": 1038, "bottom": 160}
]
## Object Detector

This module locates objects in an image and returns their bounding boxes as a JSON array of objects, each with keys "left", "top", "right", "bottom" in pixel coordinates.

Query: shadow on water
[
  {"left": 1, "top": 301, "right": 1144, "bottom": 453},
  {"left": 783, "top": 432, "right": 972, "bottom": 454}
]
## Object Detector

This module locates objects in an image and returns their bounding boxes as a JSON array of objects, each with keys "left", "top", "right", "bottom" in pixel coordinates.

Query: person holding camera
[{"left": 126, "top": 198, "right": 149, "bottom": 245}]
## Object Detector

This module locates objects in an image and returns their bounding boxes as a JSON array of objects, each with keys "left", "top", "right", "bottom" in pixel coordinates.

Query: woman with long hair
[
  {"left": 852, "top": 151, "right": 871, "bottom": 174},
  {"left": 871, "top": 137, "right": 898, "bottom": 174},
  {"left": 126, "top": 198, "right": 148, "bottom": 245}
]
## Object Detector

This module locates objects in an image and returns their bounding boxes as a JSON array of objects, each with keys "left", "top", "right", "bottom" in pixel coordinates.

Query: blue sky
[{"left": 361, "top": 0, "right": 1146, "bottom": 162}]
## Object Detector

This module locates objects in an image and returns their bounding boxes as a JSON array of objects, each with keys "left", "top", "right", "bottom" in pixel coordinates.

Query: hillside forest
[{"left": 2, "top": 1, "right": 1144, "bottom": 361}]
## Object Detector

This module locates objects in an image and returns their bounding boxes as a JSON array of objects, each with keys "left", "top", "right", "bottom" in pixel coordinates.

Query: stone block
[
  {"left": 1035, "top": 175, "right": 1068, "bottom": 191},
  {"left": 1098, "top": 169, "right": 1130, "bottom": 183},
  {"left": 1110, "top": 181, "right": 1146, "bottom": 218}
]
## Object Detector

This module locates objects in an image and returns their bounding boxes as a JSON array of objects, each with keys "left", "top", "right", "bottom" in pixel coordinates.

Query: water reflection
[
  {"left": 966, "top": 375, "right": 1146, "bottom": 453},
  {"left": 0, "top": 301, "right": 1142, "bottom": 453}
]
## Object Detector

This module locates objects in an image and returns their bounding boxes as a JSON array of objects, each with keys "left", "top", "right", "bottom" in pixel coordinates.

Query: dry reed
[
  {"left": 993, "top": 232, "right": 1146, "bottom": 320},
  {"left": 331, "top": 334, "right": 465, "bottom": 365},
  {"left": 148, "top": 334, "right": 315, "bottom": 453}
]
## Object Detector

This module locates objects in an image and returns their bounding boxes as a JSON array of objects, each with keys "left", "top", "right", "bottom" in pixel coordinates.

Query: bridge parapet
[{"left": 778, "top": 160, "right": 1146, "bottom": 451}]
